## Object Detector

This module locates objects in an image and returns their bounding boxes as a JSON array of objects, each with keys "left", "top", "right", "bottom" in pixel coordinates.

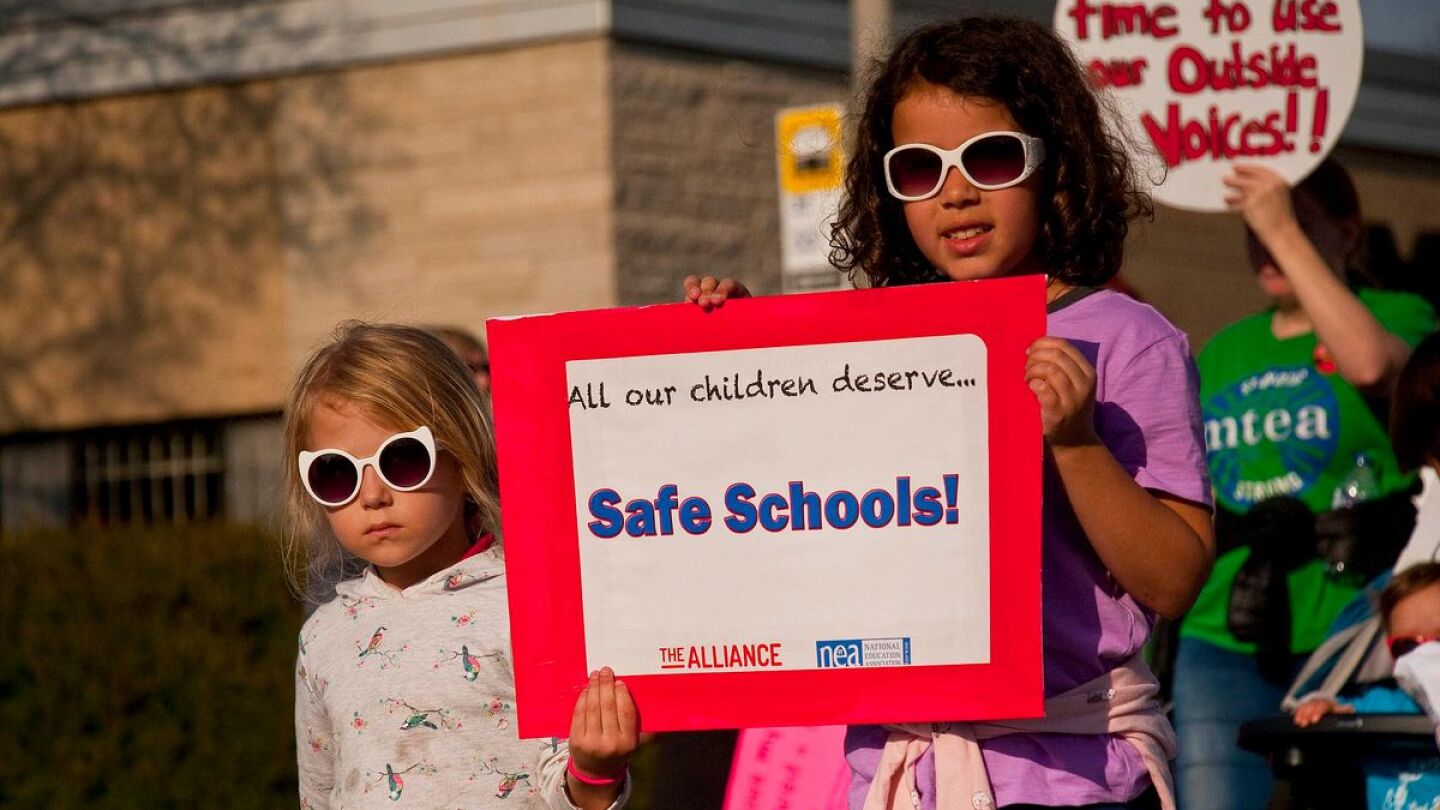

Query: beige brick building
[{"left": 1, "top": 0, "right": 1437, "bottom": 530}]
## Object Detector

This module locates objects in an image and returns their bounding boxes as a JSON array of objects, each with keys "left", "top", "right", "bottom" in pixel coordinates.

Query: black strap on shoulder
[{"left": 1047, "top": 285, "right": 1102, "bottom": 314}]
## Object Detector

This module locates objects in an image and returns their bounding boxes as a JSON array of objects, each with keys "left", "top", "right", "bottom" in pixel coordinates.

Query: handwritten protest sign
[
  {"left": 488, "top": 276, "right": 1043, "bottom": 736},
  {"left": 1054, "top": 0, "right": 1363, "bottom": 211},
  {"left": 723, "top": 726, "right": 850, "bottom": 810}
]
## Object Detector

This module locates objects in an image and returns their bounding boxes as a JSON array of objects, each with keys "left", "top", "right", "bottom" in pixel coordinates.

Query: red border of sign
[{"left": 488, "top": 276, "right": 1044, "bottom": 738}]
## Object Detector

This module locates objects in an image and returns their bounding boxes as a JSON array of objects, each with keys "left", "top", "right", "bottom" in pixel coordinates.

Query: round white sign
[{"left": 1053, "top": 0, "right": 1363, "bottom": 212}]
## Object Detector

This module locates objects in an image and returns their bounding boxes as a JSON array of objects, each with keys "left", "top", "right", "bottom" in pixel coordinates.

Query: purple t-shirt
[{"left": 845, "top": 288, "right": 1212, "bottom": 809}]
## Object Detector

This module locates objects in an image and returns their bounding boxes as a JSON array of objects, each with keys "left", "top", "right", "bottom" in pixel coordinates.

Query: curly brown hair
[{"left": 831, "top": 17, "right": 1151, "bottom": 287}]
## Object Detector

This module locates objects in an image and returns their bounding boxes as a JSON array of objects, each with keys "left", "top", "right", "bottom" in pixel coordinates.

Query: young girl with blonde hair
[{"left": 284, "top": 322, "right": 636, "bottom": 809}]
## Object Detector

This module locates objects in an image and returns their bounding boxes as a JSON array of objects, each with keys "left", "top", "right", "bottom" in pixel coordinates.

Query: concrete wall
[
  {"left": 611, "top": 43, "right": 848, "bottom": 304},
  {"left": 0, "top": 84, "right": 291, "bottom": 434},
  {"left": 0, "top": 0, "right": 608, "bottom": 108},
  {"left": 277, "top": 38, "right": 618, "bottom": 366},
  {"left": 0, "top": 37, "right": 616, "bottom": 435}
]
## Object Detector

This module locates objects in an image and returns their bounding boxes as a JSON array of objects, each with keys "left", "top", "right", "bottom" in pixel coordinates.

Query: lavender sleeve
[{"left": 1099, "top": 333, "right": 1212, "bottom": 509}]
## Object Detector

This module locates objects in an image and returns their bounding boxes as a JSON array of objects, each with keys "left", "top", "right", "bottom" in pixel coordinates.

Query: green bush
[
  {"left": 0, "top": 524, "right": 302, "bottom": 808},
  {"left": 0, "top": 525, "right": 729, "bottom": 808}
]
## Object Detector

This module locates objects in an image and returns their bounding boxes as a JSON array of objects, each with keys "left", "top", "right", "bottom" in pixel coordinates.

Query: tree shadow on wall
[{"left": 0, "top": 1, "right": 383, "bottom": 431}]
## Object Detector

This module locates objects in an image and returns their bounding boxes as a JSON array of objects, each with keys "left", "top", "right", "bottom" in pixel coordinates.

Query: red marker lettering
[{"left": 1273, "top": 0, "right": 1342, "bottom": 33}]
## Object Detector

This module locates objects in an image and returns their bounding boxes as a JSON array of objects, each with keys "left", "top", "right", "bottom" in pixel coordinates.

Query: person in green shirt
[{"left": 1173, "top": 159, "right": 1438, "bottom": 810}]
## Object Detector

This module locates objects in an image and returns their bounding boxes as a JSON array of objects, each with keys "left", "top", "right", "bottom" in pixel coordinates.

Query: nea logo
[
  {"left": 815, "top": 637, "right": 912, "bottom": 668},
  {"left": 816, "top": 639, "right": 863, "bottom": 668}
]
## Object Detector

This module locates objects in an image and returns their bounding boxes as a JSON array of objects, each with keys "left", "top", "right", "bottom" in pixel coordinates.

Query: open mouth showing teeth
[{"left": 944, "top": 226, "right": 991, "bottom": 240}]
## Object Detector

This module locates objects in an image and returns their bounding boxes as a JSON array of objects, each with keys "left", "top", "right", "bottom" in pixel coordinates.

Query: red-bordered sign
[{"left": 488, "top": 276, "right": 1044, "bottom": 737}]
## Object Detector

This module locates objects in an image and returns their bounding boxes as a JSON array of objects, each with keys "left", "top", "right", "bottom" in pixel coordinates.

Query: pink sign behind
[{"left": 724, "top": 726, "right": 850, "bottom": 810}]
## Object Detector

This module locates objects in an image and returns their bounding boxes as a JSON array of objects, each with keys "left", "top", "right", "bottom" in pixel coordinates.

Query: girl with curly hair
[
  {"left": 837, "top": 19, "right": 1214, "bottom": 810},
  {"left": 688, "top": 16, "right": 1215, "bottom": 810}
]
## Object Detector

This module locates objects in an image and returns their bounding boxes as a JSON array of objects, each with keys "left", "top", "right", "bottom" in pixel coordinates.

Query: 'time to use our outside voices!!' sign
[
  {"left": 1055, "top": 0, "right": 1363, "bottom": 211},
  {"left": 487, "top": 277, "right": 1044, "bottom": 737}
]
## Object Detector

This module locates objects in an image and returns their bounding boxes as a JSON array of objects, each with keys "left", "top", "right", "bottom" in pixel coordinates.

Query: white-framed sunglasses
[
  {"left": 298, "top": 426, "right": 437, "bottom": 507},
  {"left": 883, "top": 131, "right": 1046, "bottom": 201}
]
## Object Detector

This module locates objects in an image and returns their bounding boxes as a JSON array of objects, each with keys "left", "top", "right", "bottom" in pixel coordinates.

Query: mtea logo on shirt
[{"left": 815, "top": 637, "right": 911, "bottom": 668}]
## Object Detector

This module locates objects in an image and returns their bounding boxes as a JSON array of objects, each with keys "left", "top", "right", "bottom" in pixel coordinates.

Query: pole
[{"left": 851, "top": 0, "right": 892, "bottom": 93}]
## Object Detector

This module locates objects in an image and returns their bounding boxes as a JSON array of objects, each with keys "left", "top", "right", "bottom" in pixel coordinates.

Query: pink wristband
[{"left": 566, "top": 756, "right": 626, "bottom": 786}]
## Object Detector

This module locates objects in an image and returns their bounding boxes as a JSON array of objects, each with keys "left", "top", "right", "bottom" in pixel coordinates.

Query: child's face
[
  {"left": 306, "top": 396, "right": 471, "bottom": 589},
  {"left": 891, "top": 85, "right": 1044, "bottom": 283},
  {"left": 1390, "top": 582, "right": 1440, "bottom": 641}
]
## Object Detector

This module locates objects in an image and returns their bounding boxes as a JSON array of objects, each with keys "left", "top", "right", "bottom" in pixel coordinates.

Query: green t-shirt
[{"left": 1183, "top": 288, "right": 1437, "bottom": 654}]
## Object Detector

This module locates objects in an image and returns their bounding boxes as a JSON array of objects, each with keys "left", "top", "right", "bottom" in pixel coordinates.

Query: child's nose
[
  {"left": 939, "top": 165, "right": 980, "bottom": 205},
  {"left": 358, "top": 465, "right": 393, "bottom": 507}
]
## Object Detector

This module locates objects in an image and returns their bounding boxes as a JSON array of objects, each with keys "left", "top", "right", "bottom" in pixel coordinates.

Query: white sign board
[
  {"left": 1054, "top": 0, "right": 1364, "bottom": 211},
  {"left": 567, "top": 335, "right": 992, "bottom": 675}
]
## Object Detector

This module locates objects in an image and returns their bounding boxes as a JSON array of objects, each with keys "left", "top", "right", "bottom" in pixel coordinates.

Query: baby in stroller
[
  {"left": 1291, "top": 562, "right": 1440, "bottom": 808},
  {"left": 1287, "top": 333, "right": 1440, "bottom": 809}
]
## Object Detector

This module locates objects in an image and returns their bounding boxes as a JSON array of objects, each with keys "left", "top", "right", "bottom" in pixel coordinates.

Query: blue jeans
[{"left": 1172, "top": 637, "right": 1301, "bottom": 810}]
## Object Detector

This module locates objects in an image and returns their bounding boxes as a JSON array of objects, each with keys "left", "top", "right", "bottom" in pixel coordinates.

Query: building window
[{"left": 72, "top": 422, "right": 225, "bottom": 527}]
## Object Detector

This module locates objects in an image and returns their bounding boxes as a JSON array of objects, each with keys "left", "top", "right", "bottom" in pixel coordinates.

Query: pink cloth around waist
[{"left": 862, "top": 656, "right": 1177, "bottom": 810}]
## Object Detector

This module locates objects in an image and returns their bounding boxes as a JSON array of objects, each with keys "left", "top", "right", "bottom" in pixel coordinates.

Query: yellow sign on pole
[
  {"left": 777, "top": 106, "right": 844, "bottom": 195},
  {"left": 775, "top": 104, "right": 845, "bottom": 292}
]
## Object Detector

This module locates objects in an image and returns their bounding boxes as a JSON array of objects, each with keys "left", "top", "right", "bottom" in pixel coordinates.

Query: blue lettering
[
  {"left": 789, "top": 481, "right": 822, "bottom": 530},
  {"left": 587, "top": 489, "right": 623, "bottom": 538},
  {"left": 624, "top": 499, "right": 657, "bottom": 537},
  {"left": 913, "top": 486, "right": 942, "bottom": 526},
  {"left": 896, "top": 477, "right": 912, "bottom": 526},
  {"left": 724, "top": 483, "right": 758, "bottom": 532},
  {"left": 679, "top": 497, "right": 712, "bottom": 534},
  {"left": 824, "top": 491, "right": 859, "bottom": 529},
  {"left": 655, "top": 484, "right": 678, "bottom": 535},
  {"left": 759, "top": 493, "right": 789, "bottom": 532},
  {"left": 860, "top": 489, "right": 895, "bottom": 528}
]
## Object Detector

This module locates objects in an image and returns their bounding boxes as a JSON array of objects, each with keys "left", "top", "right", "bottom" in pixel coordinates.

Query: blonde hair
[{"left": 281, "top": 322, "right": 501, "bottom": 600}]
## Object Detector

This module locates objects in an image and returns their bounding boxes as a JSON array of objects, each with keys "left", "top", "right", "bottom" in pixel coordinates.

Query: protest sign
[
  {"left": 723, "top": 726, "right": 850, "bottom": 810},
  {"left": 1054, "top": 0, "right": 1363, "bottom": 211},
  {"left": 487, "top": 276, "right": 1043, "bottom": 737}
]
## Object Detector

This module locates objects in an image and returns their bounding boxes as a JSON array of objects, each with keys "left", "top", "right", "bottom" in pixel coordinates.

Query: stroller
[{"left": 1239, "top": 468, "right": 1440, "bottom": 809}]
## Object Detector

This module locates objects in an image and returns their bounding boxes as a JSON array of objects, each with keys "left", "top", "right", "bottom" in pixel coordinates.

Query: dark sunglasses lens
[
  {"left": 309, "top": 453, "right": 358, "bottom": 504},
  {"left": 890, "top": 147, "right": 943, "bottom": 197},
  {"left": 963, "top": 135, "right": 1026, "bottom": 186},
  {"left": 379, "top": 437, "right": 432, "bottom": 488},
  {"left": 1391, "top": 638, "right": 1421, "bottom": 659}
]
